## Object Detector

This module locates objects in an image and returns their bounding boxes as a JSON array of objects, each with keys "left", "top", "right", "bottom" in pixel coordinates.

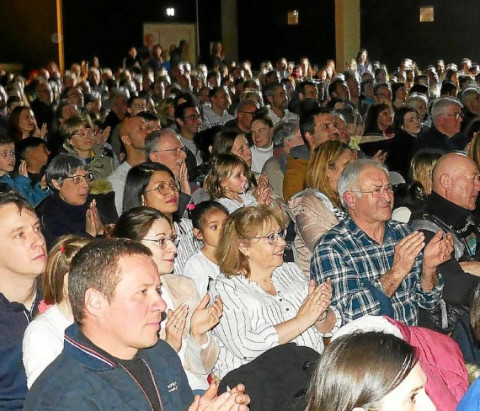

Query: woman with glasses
[
  {"left": 210, "top": 206, "right": 341, "bottom": 379},
  {"left": 60, "top": 115, "right": 115, "bottom": 180},
  {"left": 111, "top": 206, "right": 222, "bottom": 394},
  {"left": 123, "top": 162, "right": 201, "bottom": 274},
  {"left": 288, "top": 141, "right": 354, "bottom": 277},
  {"left": 36, "top": 154, "right": 105, "bottom": 249}
]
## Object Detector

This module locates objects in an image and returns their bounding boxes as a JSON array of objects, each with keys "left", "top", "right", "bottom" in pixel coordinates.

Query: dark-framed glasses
[
  {"left": 253, "top": 229, "right": 286, "bottom": 245},
  {"left": 143, "top": 234, "right": 179, "bottom": 249}
]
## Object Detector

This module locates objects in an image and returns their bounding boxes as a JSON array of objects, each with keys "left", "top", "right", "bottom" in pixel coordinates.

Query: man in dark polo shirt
[{"left": 0, "top": 192, "right": 47, "bottom": 410}]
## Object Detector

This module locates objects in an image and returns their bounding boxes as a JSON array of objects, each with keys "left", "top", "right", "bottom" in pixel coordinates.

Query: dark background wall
[
  {"left": 236, "top": 0, "right": 335, "bottom": 68},
  {"left": 361, "top": 0, "right": 480, "bottom": 71},
  {"left": 1, "top": 0, "right": 479, "bottom": 74}
]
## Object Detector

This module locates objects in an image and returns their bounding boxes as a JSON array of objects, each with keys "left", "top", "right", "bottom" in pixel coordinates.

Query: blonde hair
[
  {"left": 410, "top": 152, "right": 441, "bottom": 196},
  {"left": 305, "top": 141, "right": 351, "bottom": 208},
  {"left": 217, "top": 206, "right": 284, "bottom": 278},
  {"left": 42, "top": 235, "right": 92, "bottom": 305},
  {"left": 206, "top": 153, "right": 250, "bottom": 199}
]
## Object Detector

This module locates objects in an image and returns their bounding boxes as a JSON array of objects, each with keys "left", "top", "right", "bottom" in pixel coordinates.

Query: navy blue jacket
[{"left": 24, "top": 324, "right": 194, "bottom": 410}]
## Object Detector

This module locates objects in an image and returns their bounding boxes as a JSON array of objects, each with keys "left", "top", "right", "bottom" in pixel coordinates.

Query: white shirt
[
  {"left": 22, "top": 304, "right": 72, "bottom": 388},
  {"left": 183, "top": 251, "right": 221, "bottom": 297},
  {"left": 267, "top": 107, "right": 299, "bottom": 126},
  {"left": 202, "top": 105, "right": 234, "bottom": 129},
  {"left": 210, "top": 263, "right": 341, "bottom": 378},
  {"left": 251, "top": 144, "right": 274, "bottom": 174},
  {"left": 216, "top": 193, "right": 258, "bottom": 214},
  {"left": 107, "top": 161, "right": 132, "bottom": 215}
]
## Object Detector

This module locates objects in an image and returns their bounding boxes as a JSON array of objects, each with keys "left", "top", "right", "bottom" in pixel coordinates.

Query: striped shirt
[
  {"left": 210, "top": 263, "right": 341, "bottom": 378},
  {"left": 310, "top": 217, "right": 444, "bottom": 326},
  {"left": 174, "top": 219, "right": 202, "bottom": 275}
]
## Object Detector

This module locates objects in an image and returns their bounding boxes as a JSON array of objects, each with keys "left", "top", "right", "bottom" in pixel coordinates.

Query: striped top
[
  {"left": 210, "top": 262, "right": 341, "bottom": 378},
  {"left": 174, "top": 218, "right": 202, "bottom": 275}
]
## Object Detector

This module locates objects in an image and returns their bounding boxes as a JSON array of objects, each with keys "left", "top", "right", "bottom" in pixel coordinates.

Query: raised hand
[{"left": 190, "top": 294, "right": 223, "bottom": 345}]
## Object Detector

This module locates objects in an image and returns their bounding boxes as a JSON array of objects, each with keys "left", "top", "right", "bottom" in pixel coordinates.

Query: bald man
[{"left": 411, "top": 152, "right": 480, "bottom": 332}]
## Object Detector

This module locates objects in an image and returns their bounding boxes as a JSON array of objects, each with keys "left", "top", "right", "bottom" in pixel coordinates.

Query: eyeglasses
[
  {"left": 144, "top": 181, "right": 180, "bottom": 195},
  {"left": 64, "top": 173, "right": 93, "bottom": 184},
  {"left": 253, "top": 229, "right": 286, "bottom": 245},
  {"left": 152, "top": 146, "right": 188, "bottom": 156},
  {"left": 143, "top": 234, "right": 178, "bottom": 249},
  {"left": 183, "top": 114, "right": 201, "bottom": 121},
  {"left": 72, "top": 129, "right": 94, "bottom": 138},
  {"left": 350, "top": 184, "right": 394, "bottom": 198},
  {"left": 442, "top": 112, "right": 463, "bottom": 120}
]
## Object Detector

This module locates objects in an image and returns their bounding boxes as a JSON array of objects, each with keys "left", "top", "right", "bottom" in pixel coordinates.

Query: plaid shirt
[{"left": 310, "top": 217, "right": 444, "bottom": 326}]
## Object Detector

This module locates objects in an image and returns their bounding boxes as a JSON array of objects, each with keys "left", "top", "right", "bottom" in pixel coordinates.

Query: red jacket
[{"left": 387, "top": 317, "right": 468, "bottom": 411}]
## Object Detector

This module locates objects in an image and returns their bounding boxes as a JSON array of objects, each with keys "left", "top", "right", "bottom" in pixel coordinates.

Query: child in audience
[
  {"left": 0, "top": 133, "right": 51, "bottom": 205},
  {"left": 184, "top": 201, "right": 229, "bottom": 296},
  {"left": 207, "top": 153, "right": 270, "bottom": 213}
]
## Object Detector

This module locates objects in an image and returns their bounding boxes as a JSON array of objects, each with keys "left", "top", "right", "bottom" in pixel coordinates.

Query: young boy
[
  {"left": 0, "top": 133, "right": 51, "bottom": 206},
  {"left": 16, "top": 137, "right": 50, "bottom": 187}
]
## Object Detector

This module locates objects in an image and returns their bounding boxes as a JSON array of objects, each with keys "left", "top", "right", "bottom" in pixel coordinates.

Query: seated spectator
[
  {"left": 111, "top": 207, "right": 221, "bottom": 392},
  {"left": 414, "top": 96, "right": 468, "bottom": 154},
  {"left": 7, "top": 106, "right": 47, "bottom": 142},
  {"left": 60, "top": 115, "right": 115, "bottom": 180},
  {"left": 310, "top": 159, "right": 453, "bottom": 326},
  {"left": 0, "top": 192, "right": 47, "bottom": 410},
  {"left": 211, "top": 206, "right": 341, "bottom": 379},
  {"left": 23, "top": 238, "right": 249, "bottom": 410},
  {"left": 123, "top": 162, "right": 200, "bottom": 274},
  {"left": 184, "top": 201, "right": 229, "bottom": 296},
  {"left": 392, "top": 152, "right": 441, "bottom": 223},
  {"left": 22, "top": 235, "right": 91, "bottom": 388},
  {"left": 288, "top": 141, "right": 354, "bottom": 276},
  {"left": 387, "top": 106, "right": 422, "bottom": 180},
  {"left": 410, "top": 152, "right": 480, "bottom": 332},
  {"left": 0, "top": 133, "right": 51, "bottom": 206},
  {"left": 206, "top": 153, "right": 272, "bottom": 213},
  {"left": 36, "top": 155, "right": 104, "bottom": 248},
  {"left": 262, "top": 120, "right": 303, "bottom": 199},
  {"left": 304, "top": 332, "right": 436, "bottom": 411},
  {"left": 15, "top": 137, "right": 50, "bottom": 187},
  {"left": 250, "top": 110, "right": 274, "bottom": 174}
]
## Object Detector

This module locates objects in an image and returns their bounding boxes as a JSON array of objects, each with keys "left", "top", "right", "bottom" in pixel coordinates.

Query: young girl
[
  {"left": 183, "top": 201, "right": 229, "bottom": 296},
  {"left": 206, "top": 153, "right": 270, "bottom": 213}
]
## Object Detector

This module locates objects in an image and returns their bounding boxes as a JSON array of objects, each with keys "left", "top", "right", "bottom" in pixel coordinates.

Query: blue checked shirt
[{"left": 310, "top": 217, "right": 444, "bottom": 326}]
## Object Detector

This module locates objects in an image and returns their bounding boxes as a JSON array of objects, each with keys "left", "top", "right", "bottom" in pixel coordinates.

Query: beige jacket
[{"left": 287, "top": 189, "right": 341, "bottom": 277}]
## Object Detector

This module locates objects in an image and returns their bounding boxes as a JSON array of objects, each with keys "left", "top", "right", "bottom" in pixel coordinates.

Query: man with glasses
[
  {"left": 174, "top": 102, "right": 203, "bottom": 170},
  {"left": 414, "top": 96, "right": 469, "bottom": 153},
  {"left": 410, "top": 153, "right": 480, "bottom": 332},
  {"left": 146, "top": 129, "right": 193, "bottom": 218},
  {"left": 311, "top": 159, "right": 453, "bottom": 327}
]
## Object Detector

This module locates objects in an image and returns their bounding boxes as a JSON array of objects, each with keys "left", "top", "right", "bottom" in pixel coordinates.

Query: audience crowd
[{"left": 3, "top": 42, "right": 480, "bottom": 410}]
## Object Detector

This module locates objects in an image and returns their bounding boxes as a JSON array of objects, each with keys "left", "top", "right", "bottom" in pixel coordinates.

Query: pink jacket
[{"left": 387, "top": 317, "right": 468, "bottom": 411}]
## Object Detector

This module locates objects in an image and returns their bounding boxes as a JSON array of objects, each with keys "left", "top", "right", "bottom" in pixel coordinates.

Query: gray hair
[
  {"left": 45, "top": 154, "right": 86, "bottom": 190},
  {"left": 431, "top": 96, "right": 463, "bottom": 123},
  {"left": 338, "top": 159, "right": 388, "bottom": 208},
  {"left": 272, "top": 121, "right": 299, "bottom": 148},
  {"left": 145, "top": 129, "right": 179, "bottom": 160},
  {"left": 406, "top": 92, "right": 428, "bottom": 106},
  {"left": 461, "top": 87, "right": 480, "bottom": 105}
]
